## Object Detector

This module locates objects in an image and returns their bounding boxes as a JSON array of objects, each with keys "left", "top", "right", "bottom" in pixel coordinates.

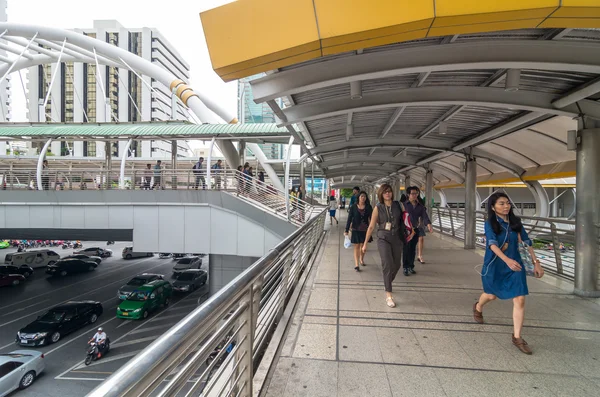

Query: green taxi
[{"left": 116, "top": 280, "right": 173, "bottom": 320}]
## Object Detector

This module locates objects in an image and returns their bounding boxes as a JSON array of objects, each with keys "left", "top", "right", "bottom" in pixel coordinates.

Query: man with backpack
[
  {"left": 212, "top": 159, "right": 223, "bottom": 189},
  {"left": 193, "top": 157, "right": 205, "bottom": 189}
]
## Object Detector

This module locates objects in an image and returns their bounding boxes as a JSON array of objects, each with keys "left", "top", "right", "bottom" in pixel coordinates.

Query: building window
[{"left": 83, "top": 141, "right": 96, "bottom": 157}]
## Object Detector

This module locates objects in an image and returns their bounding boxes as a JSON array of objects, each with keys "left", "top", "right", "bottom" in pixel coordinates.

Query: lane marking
[
  {"left": 148, "top": 313, "right": 189, "bottom": 323},
  {"left": 128, "top": 323, "right": 173, "bottom": 335},
  {"left": 0, "top": 258, "right": 165, "bottom": 328},
  {"left": 56, "top": 377, "right": 104, "bottom": 382},
  {"left": 111, "top": 336, "right": 157, "bottom": 348},
  {"left": 0, "top": 256, "right": 156, "bottom": 312},
  {"left": 75, "top": 351, "right": 140, "bottom": 369},
  {"left": 55, "top": 291, "right": 203, "bottom": 379},
  {"left": 71, "top": 370, "right": 113, "bottom": 375}
]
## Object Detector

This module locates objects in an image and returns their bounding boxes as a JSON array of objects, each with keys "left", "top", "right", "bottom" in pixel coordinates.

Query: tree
[{"left": 340, "top": 188, "right": 354, "bottom": 198}]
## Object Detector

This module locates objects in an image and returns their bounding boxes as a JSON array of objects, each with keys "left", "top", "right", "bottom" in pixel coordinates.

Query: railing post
[
  {"left": 437, "top": 208, "right": 442, "bottom": 233},
  {"left": 235, "top": 282, "right": 260, "bottom": 396},
  {"left": 550, "top": 222, "right": 564, "bottom": 275},
  {"left": 448, "top": 208, "right": 456, "bottom": 237},
  {"left": 278, "top": 251, "right": 293, "bottom": 320}
]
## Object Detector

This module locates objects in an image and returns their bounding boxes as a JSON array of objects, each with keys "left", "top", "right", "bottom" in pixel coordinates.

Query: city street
[{"left": 0, "top": 242, "right": 209, "bottom": 396}]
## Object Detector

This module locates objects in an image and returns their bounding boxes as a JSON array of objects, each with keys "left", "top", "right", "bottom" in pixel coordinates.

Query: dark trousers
[
  {"left": 403, "top": 236, "right": 418, "bottom": 269},
  {"left": 195, "top": 175, "right": 205, "bottom": 189},
  {"left": 377, "top": 233, "right": 403, "bottom": 292}
]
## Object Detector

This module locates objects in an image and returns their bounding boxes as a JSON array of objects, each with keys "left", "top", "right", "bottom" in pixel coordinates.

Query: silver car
[{"left": 0, "top": 350, "right": 45, "bottom": 396}]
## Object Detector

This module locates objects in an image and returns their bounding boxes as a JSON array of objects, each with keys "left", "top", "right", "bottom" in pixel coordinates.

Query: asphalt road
[{"left": 0, "top": 242, "right": 210, "bottom": 397}]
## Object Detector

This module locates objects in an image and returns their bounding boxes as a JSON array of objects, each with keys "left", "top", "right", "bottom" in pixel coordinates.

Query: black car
[
  {"left": 16, "top": 301, "right": 103, "bottom": 346},
  {"left": 0, "top": 264, "right": 34, "bottom": 278},
  {"left": 117, "top": 273, "right": 164, "bottom": 300},
  {"left": 173, "top": 269, "right": 208, "bottom": 293},
  {"left": 46, "top": 259, "right": 97, "bottom": 276},
  {"left": 62, "top": 254, "right": 102, "bottom": 265},
  {"left": 74, "top": 247, "right": 112, "bottom": 258}
]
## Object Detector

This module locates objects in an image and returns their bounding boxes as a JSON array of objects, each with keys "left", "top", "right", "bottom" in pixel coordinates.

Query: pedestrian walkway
[{"left": 263, "top": 213, "right": 600, "bottom": 397}]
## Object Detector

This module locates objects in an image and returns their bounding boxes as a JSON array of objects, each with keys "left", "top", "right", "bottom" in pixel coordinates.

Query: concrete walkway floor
[{"left": 263, "top": 215, "right": 600, "bottom": 397}]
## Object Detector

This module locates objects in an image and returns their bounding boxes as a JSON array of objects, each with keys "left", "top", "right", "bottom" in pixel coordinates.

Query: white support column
[
  {"left": 37, "top": 138, "right": 52, "bottom": 191},
  {"left": 311, "top": 161, "right": 315, "bottom": 198},
  {"left": 574, "top": 118, "right": 600, "bottom": 297},
  {"left": 551, "top": 187, "right": 559, "bottom": 217},
  {"left": 437, "top": 189, "right": 448, "bottom": 207},
  {"left": 247, "top": 142, "right": 284, "bottom": 191},
  {"left": 404, "top": 175, "right": 411, "bottom": 192},
  {"left": 119, "top": 139, "right": 133, "bottom": 189},
  {"left": 425, "top": 169, "right": 434, "bottom": 208},
  {"left": 524, "top": 180, "right": 550, "bottom": 218},
  {"left": 238, "top": 140, "right": 246, "bottom": 166},
  {"left": 207, "top": 137, "right": 215, "bottom": 190},
  {"left": 284, "top": 136, "right": 294, "bottom": 221},
  {"left": 464, "top": 158, "right": 477, "bottom": 249},
  {"left": 299, "top": 159, "right": 306, "bottom": 188}
]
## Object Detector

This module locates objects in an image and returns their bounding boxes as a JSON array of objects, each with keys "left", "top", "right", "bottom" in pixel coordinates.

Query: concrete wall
[
  {"left": 208, "top": 254, "right": 260, "bottom": 295},
  {"left": 0, "top": 190, "right": 296, "bottom": 256}
]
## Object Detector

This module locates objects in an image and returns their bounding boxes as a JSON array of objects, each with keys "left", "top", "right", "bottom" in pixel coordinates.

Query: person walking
[
  {"left": 363, "top": 184, "right": 414, "bottom": 307},
  {"left": 152, "top": 160, "right": 162, "bottom": 190},
  {"left": 473, "top": 192, "right": 544, "bottom": 355},
  {"left": 345, "top": 191, "right": 372, "bottom": 271},
  {"left": 235, "top": 165, "right": 244, "bottom": 195},
  {"left": 402, "top": 186, "right": 433, "bottom": 276},
  {"left": 211, "top": 159, "right": 223, "bottom": 189},
  {"left": 193, "top": 157, "right": 205, "bottom": 189},
  {"left": 348, "top": 186, "right": 360, "bottom": 211},
  {"left": 297, "top": 185, "right": 306, "bottom": 221},
  {"left": 143, "top": 164, "right": 152, "bottom": 190},
  {"left": 328, "top": 196, "right": 339, "bottom": 225},
  {"left": 42, "top": 159, "right": 50, "bottom": 190}
]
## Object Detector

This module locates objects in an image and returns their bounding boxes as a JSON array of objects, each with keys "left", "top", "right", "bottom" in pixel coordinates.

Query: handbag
[
  {"left": 517, "top": 233, "right": 535, "bottom": 276},
  {"left": 399, "top": 202, "right": 414, "bottom": 243}
]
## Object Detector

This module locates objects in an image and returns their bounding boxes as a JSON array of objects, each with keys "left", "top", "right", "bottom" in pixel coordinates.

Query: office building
[
  {"left": 0, "top": 0, "right": 12, "bottom": 125},
  {"left": 238, "top": 74, "right": 284, "bottom": 160},
  {"left": 25, "top": 20, "right": 192, "bottom": 159}
]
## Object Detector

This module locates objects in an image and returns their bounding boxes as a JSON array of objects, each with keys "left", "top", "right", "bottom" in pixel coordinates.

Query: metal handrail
[
  {"left": 431, "top": 207, "right": 576, "bottom": 280},
  {"left": 88, "top": 208, "right": 327, "bottom": 397},
  {"left": 0, "top": 168, "right": 317, "bottom": 225}
]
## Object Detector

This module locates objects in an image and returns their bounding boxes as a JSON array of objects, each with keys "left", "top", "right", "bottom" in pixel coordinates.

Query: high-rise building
[
  {"left": 26, "top": 20, "right": 192, "bottom": 158},
  {"left": 238, "top": 74, "right": 284, "bottom": 160}
]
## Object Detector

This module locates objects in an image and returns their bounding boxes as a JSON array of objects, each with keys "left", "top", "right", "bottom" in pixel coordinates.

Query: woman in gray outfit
[{"left": 363, "top": 184, "right": 414, "bottom": 307}]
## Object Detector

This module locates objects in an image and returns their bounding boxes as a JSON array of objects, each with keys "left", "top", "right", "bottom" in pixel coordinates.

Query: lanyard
[{"left": 385, "top": 203, "right": 394, "bottom": 224}]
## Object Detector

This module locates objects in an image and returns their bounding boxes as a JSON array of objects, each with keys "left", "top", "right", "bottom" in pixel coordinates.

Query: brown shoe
[
  {"left": 473, "top": 302, "right": 484, "bottom": 324},
  {"left": 512, "top": 335, "right": 532, "bottom": 355}
]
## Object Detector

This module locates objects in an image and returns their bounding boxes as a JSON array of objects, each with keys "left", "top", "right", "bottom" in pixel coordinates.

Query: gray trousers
[{"left": 377, "top": 232, "right": 404, "bottom": 292}]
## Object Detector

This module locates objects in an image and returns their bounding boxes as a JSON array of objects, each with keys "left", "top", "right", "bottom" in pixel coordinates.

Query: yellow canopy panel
[{"left": 200, "top": 0, "right": 600, "bottom": 82}]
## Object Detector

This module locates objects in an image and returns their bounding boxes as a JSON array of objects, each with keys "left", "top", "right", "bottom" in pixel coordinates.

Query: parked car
[
  {"left": 122, "top": 247, "right": 154, "bottom": 260},
  {"left": 62, "top": 254, "right": 102, "bottom": 265},
  {"left": 0, "top": 265, "right": 34, "bottom": 279},
  {"left": 46, "top": 259, "right": 97, "bottom": 277},
  {"left": 0, "top": 350, "right": 45, "bottom": 395},
  {"left": 0, "top": 240, "right": 10, "bottom": 249},
  {"left": 172, "top": 256, "right": 202, "bottom": 277},
  {"left": 0, "top": 274, "right": 26, "bottom": 287},
  {"left": 74, "top": 247, "right": 112, "bottom": 258},
  {"left": 16, "top": 301, "right": 103, "bottom": 346},
  {"left": 4, "top": 250, "right": 61, "bottom": 269},
  {"left": 117, "top": 273, "right": 164, "bottom": 301},
  {"left": 116, "top": 280, "right": 172, "bottom": 320},
  {"left": 173, "top": 269, "right": 208, "bottom": 293}
]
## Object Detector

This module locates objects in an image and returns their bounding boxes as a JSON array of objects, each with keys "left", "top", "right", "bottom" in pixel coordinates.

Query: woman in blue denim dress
[{"left": 472, "top": 193, "right": 544, "bottom": 355}]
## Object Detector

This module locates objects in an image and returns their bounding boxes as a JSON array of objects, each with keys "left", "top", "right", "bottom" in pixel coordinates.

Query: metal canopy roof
[
  {"left": 0, "top": 122, "right": 291, "bottom": 142},
  {"left": 247, "top": 27, "right": 599, "bottom": 188}
]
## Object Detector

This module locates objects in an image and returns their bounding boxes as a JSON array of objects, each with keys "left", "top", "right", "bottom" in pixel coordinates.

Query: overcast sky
[{"left": 5, "top": 0, "right": 238, "bottom": 123}]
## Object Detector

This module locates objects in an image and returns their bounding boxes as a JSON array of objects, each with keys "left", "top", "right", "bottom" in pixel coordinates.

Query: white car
[
  {"left": 172, "top": 256, "right": 202, "bottom": 276},
  {"left": 74, "top": 247, "right": 112, "bottom": 258},
  {"left": 0, "top": 350, "right": 45, "bottom": 396}
]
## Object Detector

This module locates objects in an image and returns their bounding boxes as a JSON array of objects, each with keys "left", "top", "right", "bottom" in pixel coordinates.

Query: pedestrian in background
[
  {"left": 212, "top": 159, "right": 223, "bottom": 189},
  {"left": 416, "top": 194, "right": 428, "bottom": 264},
  {"left": 402, "top": 186, "right": 432, "bottom": 276},
  {"left": 328, "top": 196, "right": 339, "bottom": 225},
  {"left": 345, "top": 191, "right": 372, "bottom": 271},
  {"left": 193, "top": 157, "right": 205, "bottom": 189},
  {"left": 473, "top": 192, "right": 544, "bottom": 355},
  {"left": 143, "top": 163, "right": 152, "bottom": 190},
  {"left": 153, "top": 160, "right": 162, "bottom": 190}
]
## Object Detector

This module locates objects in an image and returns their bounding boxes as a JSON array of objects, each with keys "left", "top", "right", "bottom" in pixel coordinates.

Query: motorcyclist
[{"left": 88, "top": 327, "right": 108, "bottom": 358}]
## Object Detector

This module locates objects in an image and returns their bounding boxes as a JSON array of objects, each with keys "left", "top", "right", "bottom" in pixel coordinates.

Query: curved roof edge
[{"left": 200, "top": 0, "right": 600, "bottom": 81}]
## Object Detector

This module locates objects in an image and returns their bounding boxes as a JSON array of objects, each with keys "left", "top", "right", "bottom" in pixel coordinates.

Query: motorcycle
[
  {"left": 62, "top": 242, "right": 72, "bottom": 249},
  {"left": 17, "top": 244, "right": 25, "bottom": 252},
  {"left": 159, "top": 253, "right": 171, "bottom": 259},
  {"left": 73, "top": 242, "right": 83, "bottom": 249},
  {"left": 85, "top": 338, "right": 110, "bottom": 366},
  {"left": 106, "top": 241, "right": 115, "bottom": 245}
]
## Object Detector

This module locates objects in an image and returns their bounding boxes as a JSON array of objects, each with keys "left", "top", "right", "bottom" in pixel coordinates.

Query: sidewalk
[{"left": 262, "top": 214, "right": 600, "bottom": 397}]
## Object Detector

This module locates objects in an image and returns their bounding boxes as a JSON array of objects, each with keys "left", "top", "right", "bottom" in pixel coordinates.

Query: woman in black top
[{"left": 344, "top": 191, "right": 372, "bottom": 271}]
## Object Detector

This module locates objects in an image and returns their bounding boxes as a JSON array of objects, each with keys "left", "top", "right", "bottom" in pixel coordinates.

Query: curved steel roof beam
[
  {"left": 321, "top": 156, "right": 417, "bottom": 167},
  {"left": 488, "top": 142, "right": 541, "bottom": 167},
  {"left": 279, "top": 87, "right": 600, "bottom": 125},
  {"left": 310, "top": 137, "right": 451, "bottom": 155},
  {"left": 251, "top": 40, "right": 600, "bottom": 103}
]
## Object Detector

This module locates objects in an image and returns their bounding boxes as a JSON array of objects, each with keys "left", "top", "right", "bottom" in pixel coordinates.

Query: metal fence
[
  {"left": 0, "top": 168, "right": 316, "bottom": 226},
  {"left": 87, "top": 208, "right": 327, "bottom": 397},
  {"left": 430, "top": 207, "right": 576, "bottom": 280}
]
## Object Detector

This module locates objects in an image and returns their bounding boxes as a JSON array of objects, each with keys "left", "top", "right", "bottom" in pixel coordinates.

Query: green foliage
[{"left": 340, "top": 188, "right": 354, "bottom": 198}]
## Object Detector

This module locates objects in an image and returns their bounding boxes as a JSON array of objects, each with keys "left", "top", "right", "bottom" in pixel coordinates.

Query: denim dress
[{"left": 482, "top": 218, "right": 532, "bottom": 299}]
